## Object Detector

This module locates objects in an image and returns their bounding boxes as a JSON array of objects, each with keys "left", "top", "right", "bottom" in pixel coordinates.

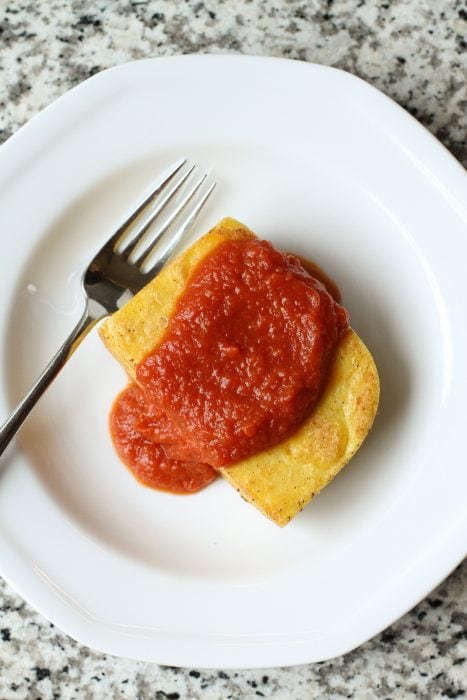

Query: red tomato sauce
[
  {"left": 110, "top": 239, "right": 349, "bottom": 493},
  {"left": 110, "top": 383, "right": 217, "bottom": 493}
]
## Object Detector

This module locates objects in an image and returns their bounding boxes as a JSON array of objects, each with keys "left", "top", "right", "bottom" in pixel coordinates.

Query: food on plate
[
  {"left": 99, "top": 218, "right": 379, "bottom": 526},
  {"left": 219, "top": 328, "right": 378, "bottom": 525}
]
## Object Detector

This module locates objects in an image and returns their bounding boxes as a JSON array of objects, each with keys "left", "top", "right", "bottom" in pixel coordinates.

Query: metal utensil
[{"left": 0, "top": 158, "right": 215, "bottom": 457}]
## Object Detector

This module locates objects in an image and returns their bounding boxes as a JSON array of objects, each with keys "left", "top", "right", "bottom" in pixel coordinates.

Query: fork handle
[{"left": 0, "top": 310, "right": 99, "bottom": 459}]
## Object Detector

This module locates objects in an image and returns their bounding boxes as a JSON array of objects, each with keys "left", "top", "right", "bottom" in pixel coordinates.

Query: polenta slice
[{"left": 99, "top": 218, "right": 379, "bottom": 526}]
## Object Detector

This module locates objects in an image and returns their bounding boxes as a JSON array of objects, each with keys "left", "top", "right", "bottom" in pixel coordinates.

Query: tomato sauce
[
  {"left": 110, "top": 239, "right": 349, "bottom": 493},
  {"left": 295, "top": 255, "right": 342, "bottom": 303},
  {"left": 110, "top": 383, "right": 217, "bottom": 493}
]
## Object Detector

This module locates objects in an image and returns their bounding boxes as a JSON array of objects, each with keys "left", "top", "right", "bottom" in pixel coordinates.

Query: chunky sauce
[{"left": 110, "top": 239, "right": 349, "bottom": 493}]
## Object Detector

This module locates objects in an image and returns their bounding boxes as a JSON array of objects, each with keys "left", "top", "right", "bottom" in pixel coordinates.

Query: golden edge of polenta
[
  {"left": 98, "top": 217, "right": 255, "bottom": 379},
  {"left": 219, "top": 329, "right": 380, "bottom": 527}
]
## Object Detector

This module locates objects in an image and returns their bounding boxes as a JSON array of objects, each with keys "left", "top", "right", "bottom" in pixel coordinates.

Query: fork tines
[{"left": 114, "top": 159, "right": 215, "bottom": 274}]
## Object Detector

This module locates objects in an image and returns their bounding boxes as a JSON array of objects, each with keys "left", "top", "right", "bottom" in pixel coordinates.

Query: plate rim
[{"left": 0, "top": 53, "right": 466, "bottom": 668}]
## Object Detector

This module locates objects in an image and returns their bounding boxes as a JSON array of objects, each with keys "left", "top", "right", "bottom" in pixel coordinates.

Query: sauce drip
[
  {"left": 111, "top": 383, "right": 217, "bottom": 493},
  {"left": 110, "top": 239, "right": 349, "bottom": 493}
]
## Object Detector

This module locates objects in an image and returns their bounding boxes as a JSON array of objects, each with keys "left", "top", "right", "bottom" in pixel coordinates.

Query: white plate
[{"left": 0, "top": 55, "right": 466, "bottom": 669}]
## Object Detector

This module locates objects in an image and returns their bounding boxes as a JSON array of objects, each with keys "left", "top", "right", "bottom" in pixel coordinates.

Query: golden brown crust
[
  {"left": 219, "top": 329, "right": 380, "bottom": 526},
  {"left": 99, "top": 218, "right": 380, "bottom": 526}
]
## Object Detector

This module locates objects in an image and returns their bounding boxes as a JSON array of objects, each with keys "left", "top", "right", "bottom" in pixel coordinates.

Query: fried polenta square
[{"left": 99, "top": 218, "right": 379, "bottom": 526}]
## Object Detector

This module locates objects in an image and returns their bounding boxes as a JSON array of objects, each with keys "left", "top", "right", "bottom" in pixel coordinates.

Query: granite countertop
[{"left": 0, "top": 1, "right": 466, "bottom": 698}]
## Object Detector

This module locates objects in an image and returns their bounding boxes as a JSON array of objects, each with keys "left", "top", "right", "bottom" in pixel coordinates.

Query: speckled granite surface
[{"left": 0, "top": 1, "right": 466, "bottom": 698}]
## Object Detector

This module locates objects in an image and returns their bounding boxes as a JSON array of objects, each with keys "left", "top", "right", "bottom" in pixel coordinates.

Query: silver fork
[{"left": 0, "top": 159, "right": 215, "bottom": 458}]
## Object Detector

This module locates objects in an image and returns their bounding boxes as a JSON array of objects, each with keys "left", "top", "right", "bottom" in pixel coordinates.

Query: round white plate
[{"left": 0, "top": 55, "right": 466, "bottom": 668}]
